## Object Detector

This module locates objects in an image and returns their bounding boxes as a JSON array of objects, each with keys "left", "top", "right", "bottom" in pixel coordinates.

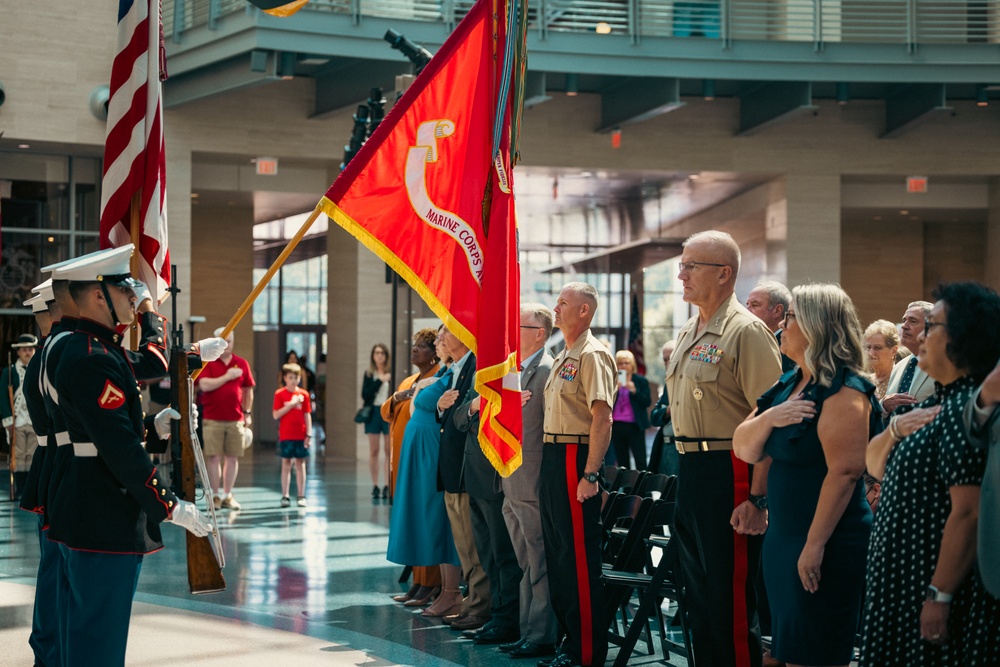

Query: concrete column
[
  {"left": 988, "top": 177, "right": 1000, "bottom": 291},
  {"left": 189, "top": 203, "right": 256, "bottom": 367},
  {"left": 784, "top": 173, "right": 842, "bottom": 287},
  {"left": 326, "top": 222, "right": 360, "bottom": 460},
  {"left": 165, "top": 147, "right": 192, "bottom": 325}
]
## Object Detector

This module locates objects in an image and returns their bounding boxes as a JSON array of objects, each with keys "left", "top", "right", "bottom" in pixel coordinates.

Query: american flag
[
  {"left": 99, "top": 0, "right": 170, "bottom": 302},
  {"left": 628, "top": 290, "right": 646, "bottom": 375}
]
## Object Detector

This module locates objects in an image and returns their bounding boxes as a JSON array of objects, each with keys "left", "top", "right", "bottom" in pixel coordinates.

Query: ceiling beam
[
  {"left": 883, "top": 83, "right": 951, "bottom": 138},
  {"left": 598, "top": 77, "right": 685, "bottom": 133},
  {"left": 737, "top": 81, "right": 816, "bottom": 135},
  {"left": 312, "top": 60, "right": 411, "bottom": 118},
  {"left": 164, "top": 52, "right": 280, "bottom": 108},
  {"left": 524, "top": 71, "right": 552, "bottom": 109}
]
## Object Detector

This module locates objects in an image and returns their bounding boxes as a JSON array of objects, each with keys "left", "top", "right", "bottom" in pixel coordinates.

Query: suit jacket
[
  {"left": 438, "top": 352, "right": 476, "bottom": 493},
  {"left": 882, "top": 355, "right": 934, "bottom": 411},
  {"left": 964, "top": 386, "right": 1000, "bottom": 597},
  {"left": 502, "top": 350, "right": 553, "bottom": 502},
  {"left": 454, "top": 388, "right": 501, "bottom": 501}
]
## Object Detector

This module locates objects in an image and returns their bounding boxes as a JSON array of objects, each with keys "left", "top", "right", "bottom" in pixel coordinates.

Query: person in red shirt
[
  {"left": 197, "top": 328, "right": 255, "bottom": 510},
  {"left": 273, "top": 363, "right": 312, "bottom": 507}
]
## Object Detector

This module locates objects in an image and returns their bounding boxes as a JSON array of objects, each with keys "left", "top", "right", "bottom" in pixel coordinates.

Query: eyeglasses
[
  {"left": 677, "top": 261, "right": 727, "bottom": 272},
  {"left": 924, "top": 319, "right": 946, "bottom": 332},
  {"left": 520, "top": 325, "right": 544, "bottom": 330},
  {"left": 784, "top": 312, "right": 796, "bottom": 321},
  {"left": 864, "top": 344, "right": 886, "bottom": 352}
]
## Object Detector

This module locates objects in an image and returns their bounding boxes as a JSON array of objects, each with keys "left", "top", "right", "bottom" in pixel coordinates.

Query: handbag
[{"left": 354, "top": 405, "right": 374, "bottom": 424}]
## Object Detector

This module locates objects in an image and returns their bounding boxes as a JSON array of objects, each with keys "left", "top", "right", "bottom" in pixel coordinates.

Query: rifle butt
[{"left": 186, "top": 532, "right": 226, "bottom": 594}]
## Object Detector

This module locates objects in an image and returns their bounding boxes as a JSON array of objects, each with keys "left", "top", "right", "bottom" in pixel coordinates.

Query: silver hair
[
  {"left": 753, "top": 280, "right": 792, "bottom": 311},
  {"left": 683, "top": 230, "right": 741, "bottom": 275},
  {"left": 907, "top": 300, "right": 934, "bottom": 318},
  {"left": 561, "top": 282, "right": 599, "bottom": 311},
  {"left": 521, "top": 302, "right": 554, "bottom": 338},
  {"left": 864, "top": 319, "right": 900, "bottom": 348}
]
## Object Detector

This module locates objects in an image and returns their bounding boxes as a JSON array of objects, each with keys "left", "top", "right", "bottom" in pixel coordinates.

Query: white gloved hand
[
  {"left": 191, "top": 402, "right": 200, "bottom": 432},
  {"left": 196, "top": 337, "right": 228, "bottom": 363},
  {"left": 133, "top": 281, "right": 153, "bottom": 307},
  {"left": 154, "top": 408, "right": 180, "bottom": 440},
  {"left": 166, "top": 499, "right": 212, "bottom": 537}
]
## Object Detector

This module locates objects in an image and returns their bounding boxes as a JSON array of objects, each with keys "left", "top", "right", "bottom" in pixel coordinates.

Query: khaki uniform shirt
[
  {"left": 666, "top": 294, "right": 782, "bottom": 440},
  {"left": 544, "top": 329, "right": 617, "bottom": 435}
]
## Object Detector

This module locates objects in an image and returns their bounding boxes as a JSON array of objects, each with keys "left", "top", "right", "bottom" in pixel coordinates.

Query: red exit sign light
[
  {"left": 256, "top": 158, "right": 279, "bottom": 176},
  {"left": 906, "top": 176, "right": 928, "bottom": 193}
]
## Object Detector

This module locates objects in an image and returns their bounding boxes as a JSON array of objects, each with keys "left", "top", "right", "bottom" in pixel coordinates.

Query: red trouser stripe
[
  {"left": 566, "top": 443, "right": 593, "bottom": 665},
  {"left": 730, "top": 451, "right": 752, "bottom": 667}
]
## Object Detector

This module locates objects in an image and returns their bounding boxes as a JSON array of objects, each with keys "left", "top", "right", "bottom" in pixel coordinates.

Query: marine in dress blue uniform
[{"left": 44, "top": 245, "right": 209, "bottom": 667}]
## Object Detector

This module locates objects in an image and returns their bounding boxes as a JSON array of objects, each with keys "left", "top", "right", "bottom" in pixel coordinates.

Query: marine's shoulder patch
[{"left": 98, "top": 380, "right": 126, "bottom": 409}]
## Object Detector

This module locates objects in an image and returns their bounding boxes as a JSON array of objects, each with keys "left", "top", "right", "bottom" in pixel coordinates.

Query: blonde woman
[{"left": 735, "top": 283, "right": 876, "bottom": 667}]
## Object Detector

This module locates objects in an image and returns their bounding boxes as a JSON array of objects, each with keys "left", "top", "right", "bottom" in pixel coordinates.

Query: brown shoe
[
  {"left": 763, "top": 649, "right": 786, "bottom": 667},
  {"left": 450, "top": 614, "right": 489, "bottom": 631}
]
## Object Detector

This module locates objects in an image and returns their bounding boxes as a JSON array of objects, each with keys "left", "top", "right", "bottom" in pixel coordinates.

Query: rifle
[
  {"left": 5, "top": 352, "right": 15, "bottom": 502},
  {"left": 169, "top": 268, "right": 226, "bottom": 594}
]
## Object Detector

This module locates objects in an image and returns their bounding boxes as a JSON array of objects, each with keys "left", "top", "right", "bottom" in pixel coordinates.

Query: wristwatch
[
  {"left": 926, "top": 585, "right": 954, "bottom": 603},
  {"left": 748, "top": 494, "right": 768, "bottom": 511},
  {"left": 583, "top": 471, "right": 600, "bottom": 484}
]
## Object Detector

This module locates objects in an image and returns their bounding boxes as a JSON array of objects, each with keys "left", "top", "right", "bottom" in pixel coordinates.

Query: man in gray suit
[
  {"left": 963, "top": 360, "right": 1000, "bottom": 597},
  {"left": 881, "top": 300, "right": 935, "bottom": 418},
  {"left": 497, "top": 302, "right": 558, "bottom": 659}
]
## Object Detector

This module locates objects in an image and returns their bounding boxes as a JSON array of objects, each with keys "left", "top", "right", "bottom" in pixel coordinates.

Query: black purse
[{"left": 354, "top": 405, "right": 374, "bottom": 424}]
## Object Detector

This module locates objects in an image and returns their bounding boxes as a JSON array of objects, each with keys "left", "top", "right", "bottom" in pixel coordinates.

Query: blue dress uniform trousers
[
  {"left": 540, "top": 442, "right": 607, "bottom": 667},
  {"left": 30, "top": 517, "right": 60, "bottom": 667},
  {"left": 60, "top": 545, "right": 143, "bottom": 667}
]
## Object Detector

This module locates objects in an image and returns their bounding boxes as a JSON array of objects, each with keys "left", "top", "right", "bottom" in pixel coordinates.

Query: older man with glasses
[
  {"left": 666, "top": 231, "right": 782, "bottom": 667},
  {"left": 881, "top": 300, "right": 935, "bottom": 420}
]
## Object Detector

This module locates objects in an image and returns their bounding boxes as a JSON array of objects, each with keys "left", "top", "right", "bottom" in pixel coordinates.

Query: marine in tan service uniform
[
  {"left": 540, "top": 282, "right": 616, "bottom": 667},
  {"left": 665, "top": 231, "right": 782, "bottom": 667}
]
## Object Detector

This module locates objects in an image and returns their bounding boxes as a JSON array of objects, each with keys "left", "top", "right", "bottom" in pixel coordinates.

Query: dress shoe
[
  {"left": 392, "top": 583, "right": 420, "bottom": 603},
  {"left": 450, "top": 614, "right": 488, "bottom": 631},
  {"left": 442, "top": 611, "right": 466, "bottom": 625},
  {"left": 404, "top": 585, "right": 439, "bottom": 607},
  {"left": 499, "top": 639, "right": 526, "bottom": 653},
  {"left": 539, "top": 654, "right": 578, "bottom": 667},
  {"left": 509, "top": 642, "right": 556, "bottom": 659},
  {"left": 474, "top": 626, "right": 519, "bottom": 645}
]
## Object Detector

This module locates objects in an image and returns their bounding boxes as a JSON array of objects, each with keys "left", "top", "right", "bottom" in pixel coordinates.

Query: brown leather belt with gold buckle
[
  {"left": 675, "top": 438, "right": 734, "bottom": 454},
  {"left": 543, "top": 434, "right": 590, "bottom": 445}
]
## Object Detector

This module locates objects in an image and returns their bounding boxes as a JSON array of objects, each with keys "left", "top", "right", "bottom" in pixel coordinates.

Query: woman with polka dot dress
[{"left": 861, "top": 282, "right": 1000, "bottom": 666}]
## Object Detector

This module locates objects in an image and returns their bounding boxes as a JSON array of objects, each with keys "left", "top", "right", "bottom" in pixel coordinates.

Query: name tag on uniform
[
  {"left": 558, "top": 361, "right": 579, "bottom": 382},
  {"left": 690, "top": 344, "right": 724, "bottom": 364}
]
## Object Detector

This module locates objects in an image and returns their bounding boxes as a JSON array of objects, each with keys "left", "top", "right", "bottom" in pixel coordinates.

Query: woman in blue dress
[
  {"left": 735, "top": 283, "right": 875, "bottom": 667},
  {"left": 386, "top": 330, "right": 463, "bottom": 617}
]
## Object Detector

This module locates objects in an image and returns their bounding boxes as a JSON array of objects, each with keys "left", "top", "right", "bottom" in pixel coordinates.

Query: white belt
[
  {"left": 55, "top": 432, "right": 71, "bottom": 446},
  {"left": 72, "top": 442, "right": 99, "bottom": 457}
]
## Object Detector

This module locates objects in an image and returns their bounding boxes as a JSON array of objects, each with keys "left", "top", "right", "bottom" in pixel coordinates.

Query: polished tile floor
[{"left": 0, "top": 446, "right": 676, "bottom": 667}]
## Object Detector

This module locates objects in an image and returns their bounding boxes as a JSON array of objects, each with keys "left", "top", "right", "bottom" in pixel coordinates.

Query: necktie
[{"left": 898, "top": 356, "right": 918, "bottom": 394}]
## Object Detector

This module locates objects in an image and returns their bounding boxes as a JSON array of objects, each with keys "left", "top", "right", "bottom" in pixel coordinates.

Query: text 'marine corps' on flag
[
  {"left": 99, "top": 0, "right": 170, "bottom": 303},
  {"left": 320, "top": 0, "right": 524, "bottom": 476}
]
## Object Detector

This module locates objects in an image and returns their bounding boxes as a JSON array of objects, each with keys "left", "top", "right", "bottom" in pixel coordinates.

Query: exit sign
[
  {"left": 256, "top": 157, "right": 279, "bottom": 176},
  {"left": 906, "top": 176, "right": 928, "bottom": 193}
]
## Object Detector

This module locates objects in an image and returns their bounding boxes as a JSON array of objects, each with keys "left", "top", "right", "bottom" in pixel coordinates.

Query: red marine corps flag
[
  {"left": 321, "top": 0, "right": 526, "bottom": 475},
  {"left": 99, "top": 0, "right": 170, "bottom": 303}
]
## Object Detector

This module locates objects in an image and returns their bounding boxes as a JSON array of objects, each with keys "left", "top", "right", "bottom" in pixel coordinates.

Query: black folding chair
[
  {"left": 611, "top": 468, "right": 645, "bottom": 494},
  {"left": 633, "top": 473, "right": 675, "bottom": 500}
]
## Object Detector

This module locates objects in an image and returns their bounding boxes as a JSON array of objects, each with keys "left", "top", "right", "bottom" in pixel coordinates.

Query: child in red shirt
[{"left": 272, "top": 363, "right": 312, "bottom": 507}]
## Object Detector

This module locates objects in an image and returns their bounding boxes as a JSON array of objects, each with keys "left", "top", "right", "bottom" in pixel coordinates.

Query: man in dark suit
[
  {"left": 436, "top": 326, "right": 490, "bottom": 631},
  {"left": 497, "top": 303, "right": 557, "bottom": 658},
  {"left": 455, "top": 387, "right": 522, "bottom": 645},
  {"left": 964, "top": 360, "right": 1000, "bottom": 597}
]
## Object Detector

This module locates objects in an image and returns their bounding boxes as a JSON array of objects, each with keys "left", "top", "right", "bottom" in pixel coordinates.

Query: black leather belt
[
  {"left": 675, "top": 438, "right": 734, "bottom": 454},
  {"left": 544, "top": 434, "right": 590, "bottom": 445}
]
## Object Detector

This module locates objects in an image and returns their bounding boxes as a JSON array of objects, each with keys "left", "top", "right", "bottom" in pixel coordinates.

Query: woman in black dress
[
  {"left": 861, "top": 282, "right": 1000, "bottom": 666},
  {"left": 734, "top": 283, "right": 875, "bottom": 667}
]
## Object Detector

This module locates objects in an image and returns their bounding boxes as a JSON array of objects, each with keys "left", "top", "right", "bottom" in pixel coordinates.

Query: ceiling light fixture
[{"left": 595, "top": 22, "right": 612, "bottom": 34}]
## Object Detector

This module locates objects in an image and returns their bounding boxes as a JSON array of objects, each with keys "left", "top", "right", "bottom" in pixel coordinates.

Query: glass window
[{"left": 0, "top": 231, "right": 72, "bottom": 310}]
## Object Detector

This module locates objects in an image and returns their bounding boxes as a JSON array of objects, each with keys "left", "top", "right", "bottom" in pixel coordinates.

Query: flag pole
[
  {"left": 129, "top": 191, "right": 142, "bottom": 351},
  {"left": 191, "top": 202, "right": 324, "bottom": 380}
]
